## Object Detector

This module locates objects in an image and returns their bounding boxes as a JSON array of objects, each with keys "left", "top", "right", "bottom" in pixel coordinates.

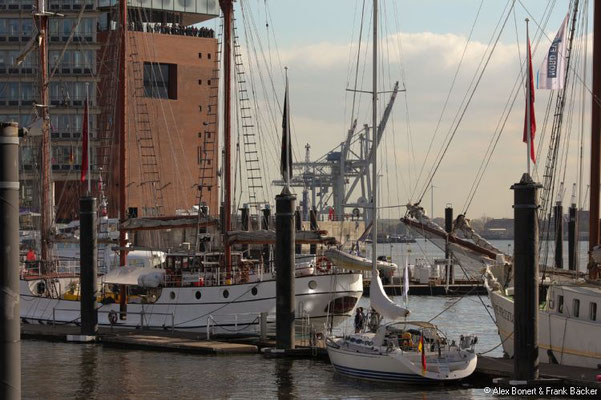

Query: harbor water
[
  {"left": 22, "top": 294, "right": 497, "bottom": 399},
  {"left": 21, "top": 240, "right": 585, "bottom": 399}
]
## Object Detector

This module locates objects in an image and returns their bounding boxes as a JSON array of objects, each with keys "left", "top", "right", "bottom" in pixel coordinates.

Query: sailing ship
[
  {"left": 326, "top": 0, "right": 478, "bottom": 383},
  {"left": 402, "top": 2, "right": 601, "bottom": 369},
  {"left": 18, "top": 0, "right": 362, "bottom": 335}
]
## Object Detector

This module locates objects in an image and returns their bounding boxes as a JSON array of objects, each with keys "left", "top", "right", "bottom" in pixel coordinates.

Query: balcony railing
[{"left": 48, "top": 0, "right": 95, "bottom": 11}]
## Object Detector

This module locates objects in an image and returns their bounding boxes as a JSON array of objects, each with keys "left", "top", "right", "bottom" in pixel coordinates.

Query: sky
[{"left": 204, "top": 0, "right": 592, "bottom": 219}]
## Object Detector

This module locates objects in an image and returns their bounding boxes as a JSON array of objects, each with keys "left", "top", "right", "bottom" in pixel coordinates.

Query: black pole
[
  {"left": 0, "top": 122, "right": 20, "bottom": 400},
  {"left": 309, "top": 207, "right": 318, "bottom": 255},
  {"left": 444, "top": 206, "right": 454, "bottom": 284},
  {"left": 241, "top": 203, "right": 249, "bottom": 255},
  {"left": 275, "top": 187, "right": 295, "bottom": 350},
  {"left": 262, "top": 206, "right": 270, "bottom": 271},
  {"left": 80, "top": 197, "right": 98, "bottom": 336},
  {"left": 219, "top": 204, "right": 225, "bottom": 234},
  {"left": 568, "top": 204, "right": 578, "bottom": 270},
  {"left": 512, "top": 173, "right": 541, "bottom": 381},
  {"left": 295, "top": 207, "right": 302, "bottom": 254},
  {"left": 554, "top": 202, "right": 563, "bottom": 269}
]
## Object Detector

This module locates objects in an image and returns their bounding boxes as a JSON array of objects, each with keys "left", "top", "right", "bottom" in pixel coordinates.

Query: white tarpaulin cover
[{"left": 102, "top": 266, "right": 165, "bottom": 287}]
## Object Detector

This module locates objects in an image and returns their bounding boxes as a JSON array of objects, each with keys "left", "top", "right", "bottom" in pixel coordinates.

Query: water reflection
[
  {"left": 275, "top": 358, "right": 295, "bottom": 399},
  {"left": 75, "top": 345, "right": 97, "bottom": 400}
]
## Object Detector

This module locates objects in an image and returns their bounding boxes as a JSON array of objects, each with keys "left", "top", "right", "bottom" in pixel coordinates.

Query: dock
[
  {"left": 473, "top": 355, "right": 601, "bottom": 389},
  {"left": 20, "top": 324, "right": 601, "bottom": 388},
  {"left": 22, "top": 324, "right": 259, "bottom": 355}
]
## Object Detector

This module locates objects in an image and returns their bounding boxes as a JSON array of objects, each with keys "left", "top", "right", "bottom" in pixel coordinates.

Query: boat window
[
  {"left": 590, "top": 302, "right": 597, "bottom": 321},
  {"left": 251, "top": 287, "right": 258, "bottom": 296},
  {"left": 356, "top": 339, "right": 363, "bottom": 344},
  {"left": 573, "top": 299, "right": 580, "bottom": 318},
  {"left": 195, "top": 291, "right": 201, "bottom": 300},
  {"left": 558, "top": 295, "right": 564, "bottom": 313},
  {"left": 223, "top": 289, "right": 229, "bottom": 299}
]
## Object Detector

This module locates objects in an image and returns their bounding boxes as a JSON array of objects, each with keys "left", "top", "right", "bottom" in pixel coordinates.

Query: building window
[
  {"left": 198, "top": 79, "right": 202, "bottom": 85},
  {"left": 208, "top": 53, "right": 211, "bottom": 60},
  {"left": 144, "top": 62, "right": 177, "bottom": 100},
  {"left": 558, "top": 295, "right": 564, "bottom": 313},
  {"left": 590, "top": 302, "right": 597, "bottom": 321},
  {"left": 198, "top": 53, "right": 202, "bottom": 59},
  {"left": 206, "top": 132, "right": 211, "bottom": 139},
  {"left": 197, "top": 146, "right": 202, "bottom": 165},
  {"left": 207, "top": 79, "right": 211, "bottom": 86},
  {"left": 198, "top": 132, "right": 202, "bottom": 138},
  {"left": 198, "top": 105, "right": 202, "bottom": 112},
  {"left": 573, "top": 299, "right": 580, "bottom": 318}
]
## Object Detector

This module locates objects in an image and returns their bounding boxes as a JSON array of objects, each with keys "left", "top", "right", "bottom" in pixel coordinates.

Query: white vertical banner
[{"left": 538, "top": 13, "right": 569, "bottom": 90}]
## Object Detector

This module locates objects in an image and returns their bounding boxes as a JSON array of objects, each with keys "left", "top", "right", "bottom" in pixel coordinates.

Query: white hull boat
[
  {"left": 485, "top": 270, "right": 601, "bottom": 369},
  {"left": 20, "top": 270, "right": 363, "bottom": 335},
  {"left": 327, "top": 321, "right": 478, "bottom": 383}
]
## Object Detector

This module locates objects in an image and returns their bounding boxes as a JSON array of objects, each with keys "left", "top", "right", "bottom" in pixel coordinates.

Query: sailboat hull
[
  {"left": 326, "top": 340, "right": 477, "bottom": 383},
  {"left": 20, "top": 273, "right": 363, "bottom": 335}
]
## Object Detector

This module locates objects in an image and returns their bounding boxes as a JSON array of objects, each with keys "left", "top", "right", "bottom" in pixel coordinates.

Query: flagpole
[
  {"left": 526, "top": 18, "right": 532, "bottom": 176},
  {"left": 86, "top": 82, "right": 91, "bottom": 195}
]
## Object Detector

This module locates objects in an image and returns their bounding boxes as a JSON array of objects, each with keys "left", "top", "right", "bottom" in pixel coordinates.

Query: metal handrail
[{"left": 51, "top": 306, "right": 175, "bottom": 332}]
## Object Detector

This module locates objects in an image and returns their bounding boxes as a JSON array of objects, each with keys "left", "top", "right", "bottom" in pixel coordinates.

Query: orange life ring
[{"left": 316, "top": 256, "right": 332, "bottom": 273}]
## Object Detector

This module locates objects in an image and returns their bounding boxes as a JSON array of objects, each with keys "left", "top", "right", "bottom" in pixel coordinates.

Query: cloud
[{"left": 246, "top": 29, "right": 589, "bottom": 219}]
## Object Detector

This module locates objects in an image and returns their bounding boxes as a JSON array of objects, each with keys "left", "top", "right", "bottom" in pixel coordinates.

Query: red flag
[
  {"left": 523, "top": 37, "right": 536, "bottom": 163},
  {"left": 80, "top": 98, "right": 89, "bottom": 182},
  {"left": 420, "top": 334, "right": 427, "bottom": 373}
]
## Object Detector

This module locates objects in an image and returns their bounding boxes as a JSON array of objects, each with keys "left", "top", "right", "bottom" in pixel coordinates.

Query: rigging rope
[
  {"left": 410, "top": 0, "right": 484, "bottom": 202},
  {"left": 416, "top": 0, "right": 517, "bottom": 206}
]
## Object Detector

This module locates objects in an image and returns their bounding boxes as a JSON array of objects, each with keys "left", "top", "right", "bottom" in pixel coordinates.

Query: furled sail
[
  {"left": 370, "top": 270, "right": 410, "bottom": 320},
  {"left": 324, "top": 248, "right": 397, "bottom": 277}
]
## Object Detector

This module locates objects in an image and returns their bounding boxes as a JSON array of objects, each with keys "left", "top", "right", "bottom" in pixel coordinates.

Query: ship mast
[
  {"left": 119, "top": 0, "right": 128, "bottom": 309},
  {"left": 371, "top": 0, "right": 378, "bottom": 275},
  {"left": 219, "top": 0, "right": 233, "bottom": 281},
  {"left": 591, "top": 0, "right": 601, "bottom": 278},
  {"left": 35, "top": 0, "right": 51, "bottom": 262}
]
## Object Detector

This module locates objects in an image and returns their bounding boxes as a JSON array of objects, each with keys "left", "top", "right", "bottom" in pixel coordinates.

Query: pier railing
[
  {"left": 206, "top": 312, "right": 271, "bottom": 340},
  {"left": 51, "top": 307, "right": 176, "bottom": 332}
]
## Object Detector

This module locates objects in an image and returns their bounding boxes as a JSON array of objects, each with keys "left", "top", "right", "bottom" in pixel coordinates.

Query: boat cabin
[
  {"left": 164, "top": 251, "right": 261, "bottom": 287},
  {"left": 546, "top": 284, "right": 600, "bottom": 324}
]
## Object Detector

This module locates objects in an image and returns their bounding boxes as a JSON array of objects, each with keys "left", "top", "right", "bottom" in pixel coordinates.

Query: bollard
[
  {"left": 554, "top": 201, "right": 563, "bottom": 269},
  {"left": 512, "top": 173, "right": 541, "bottom": 381},
  {"left": 295, "top": 207, "right": 302, "bottom": 254},
  {"left": 309, "top": 208, "right": 318, "bottom": 255},
  {"left": 275, "top": 187, "right": 296, "bottom": 350},
  {"left": 568, "top": 204, "right": 578, "bottom": 271},
  {"left": 262, "top": 206, "right": 271, "bottom": 271},
  {"left": 80, "top": 196, "right": 98, "bottom": 336},
  {"left": 0, "top": 122, "right": 20, "bottom": 400},
  {"left": 444, "top": 205, "right": 454, "bottom": 284}
]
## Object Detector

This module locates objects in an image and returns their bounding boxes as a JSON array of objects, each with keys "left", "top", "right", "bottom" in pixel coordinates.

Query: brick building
[{"left": 0, "top": 0, "right": 220, "bottom": 221}]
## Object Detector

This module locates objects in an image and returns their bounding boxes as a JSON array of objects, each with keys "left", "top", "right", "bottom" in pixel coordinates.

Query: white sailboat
[{"left": 326, "top": 0, "right": 477, "bottom": 383}]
